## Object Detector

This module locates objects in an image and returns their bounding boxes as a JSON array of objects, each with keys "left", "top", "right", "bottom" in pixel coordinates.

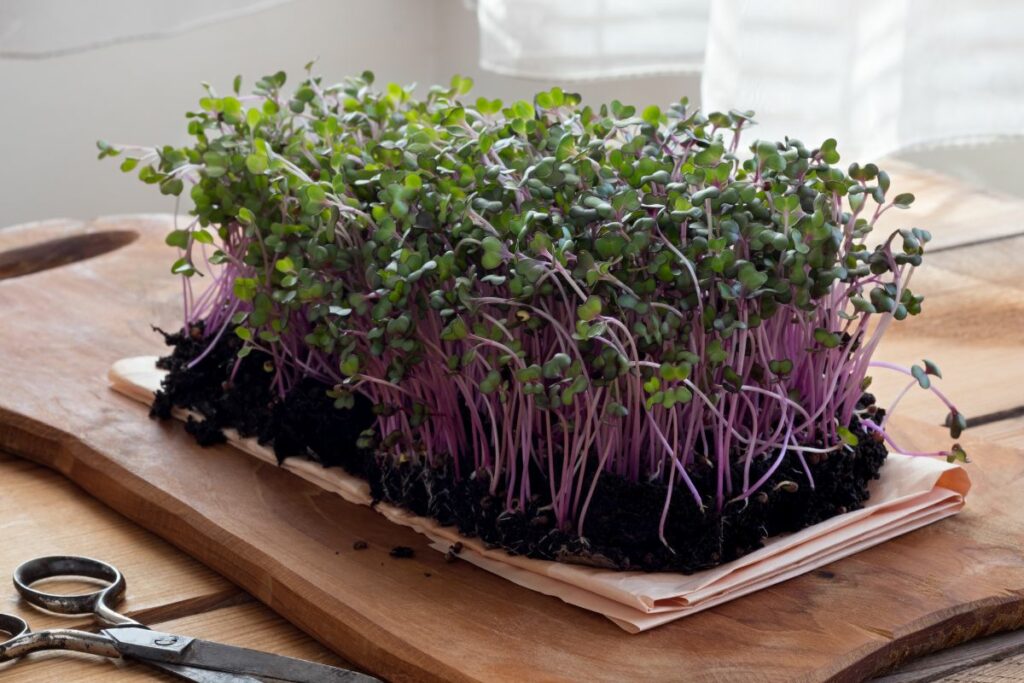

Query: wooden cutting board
[{"left": 2, "top": 214, "right": 1024, "bottom": 683}]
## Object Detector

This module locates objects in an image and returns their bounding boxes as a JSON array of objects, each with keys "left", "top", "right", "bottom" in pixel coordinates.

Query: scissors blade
[
  {"left": 146, "top": 659, "right": 263, "bottom": 683},
  {"left": 105, "top": 626, "right": 380, "bottom": 683}
]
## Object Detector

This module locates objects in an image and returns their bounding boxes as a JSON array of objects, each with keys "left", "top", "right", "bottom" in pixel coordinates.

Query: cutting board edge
[
  {"left": 832, "top": 597, "right": 1024, "bottom": 682},
  {"left": 0, "top": 405, "right": 471, "bottom": 683}
]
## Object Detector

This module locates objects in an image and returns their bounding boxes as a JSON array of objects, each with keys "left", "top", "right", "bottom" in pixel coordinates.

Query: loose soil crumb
[
  {"left": 352, "top": 540, "right": 369, "bottom": 551},
  {"left": 152, "top": 324, "right": 888, "bottom": 573},
  {"left": 390, "top": 546, "right": 415, "bottom": 559}
]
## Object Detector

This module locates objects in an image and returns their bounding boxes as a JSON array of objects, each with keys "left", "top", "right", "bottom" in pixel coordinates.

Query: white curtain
[
  {"left": 478, "top": 0, "right": 1024, "bottom": 161},
  {"left": 476, "top": 0, "right": 708, "bottom": 80}
]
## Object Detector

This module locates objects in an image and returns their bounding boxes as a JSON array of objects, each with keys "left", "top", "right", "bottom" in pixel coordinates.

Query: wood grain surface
[
  {"left": 1, "top": 161, "right": 1023, "bottom": 682},
  {"left": 0, "top": 452, "right": 236, "bottom": 631},
  {"left": 878, "top": 628, "right": 1024, "bottom": 683},
  {"left": 0, "top": 452, "right": 353, "bottom": 682},
  {"left": 869, "top": 161, "right": 1024, "bottom": 448}
]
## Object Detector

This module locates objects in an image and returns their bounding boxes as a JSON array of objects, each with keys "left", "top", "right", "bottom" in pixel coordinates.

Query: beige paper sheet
[{"left": 109, "top": 356, "right": 971, "bottom": 633}]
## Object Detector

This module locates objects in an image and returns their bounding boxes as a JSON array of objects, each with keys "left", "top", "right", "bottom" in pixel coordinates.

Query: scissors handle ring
[
  {"left": 0, "top": 614, "right": 28, "bottom": 641},
  {"left": 12, "top": 556, "right": 135, "bottom": 625}
]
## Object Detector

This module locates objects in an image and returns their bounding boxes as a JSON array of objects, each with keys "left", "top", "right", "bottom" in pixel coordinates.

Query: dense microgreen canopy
[{"left": 102, "top": 69, "right": 965, "bottom": 541}]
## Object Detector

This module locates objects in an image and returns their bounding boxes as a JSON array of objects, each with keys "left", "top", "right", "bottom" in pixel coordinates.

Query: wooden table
[
  {"left": 1, "top": 159, "right": 1023, "bottom": 681},
  {"left": 0, "top": 450, "right": 356, "bottom": 681}
]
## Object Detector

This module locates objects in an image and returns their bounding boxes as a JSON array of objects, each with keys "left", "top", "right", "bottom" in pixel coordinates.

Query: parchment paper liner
[{"left": 110, "top": 356, "right": 970, "bottom": 633}]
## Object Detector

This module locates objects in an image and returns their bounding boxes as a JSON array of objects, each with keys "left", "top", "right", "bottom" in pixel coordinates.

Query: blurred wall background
[{"left": 0, "top": 0, "right": 1017, "bottom": 228}]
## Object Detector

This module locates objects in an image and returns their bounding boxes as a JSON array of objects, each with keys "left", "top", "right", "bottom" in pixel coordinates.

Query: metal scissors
[{"left": 0, "top": 555, "right": 380, "bottom": 682}]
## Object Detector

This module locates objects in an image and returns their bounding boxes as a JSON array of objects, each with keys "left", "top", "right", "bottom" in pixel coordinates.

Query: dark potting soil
[
  {"left": 151, "top": 324, "right": 888, "bottom": 574},
  {"left": 152, "top": 322, "right": 375, "bottom": 476}
]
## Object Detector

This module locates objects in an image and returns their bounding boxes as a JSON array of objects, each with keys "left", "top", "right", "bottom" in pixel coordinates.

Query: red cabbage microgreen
[{"left": 100, "top": 69, "right": 966, "bottom": 547}]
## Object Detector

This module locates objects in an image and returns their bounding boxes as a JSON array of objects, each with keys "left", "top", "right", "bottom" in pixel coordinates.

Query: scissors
[{"left": 0, "top": 555, "right": 380, "bottom": 682}]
